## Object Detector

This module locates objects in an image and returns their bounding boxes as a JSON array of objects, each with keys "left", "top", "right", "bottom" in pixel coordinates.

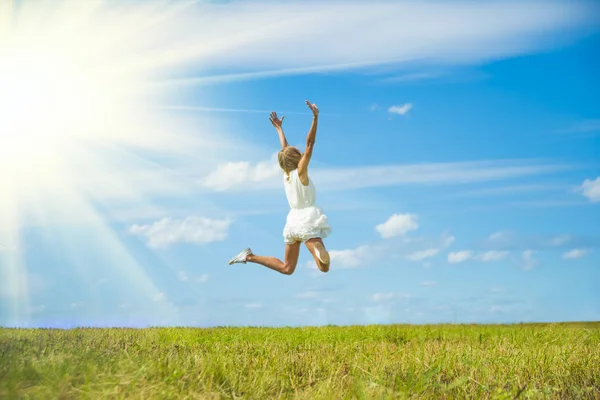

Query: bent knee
[{"left": 282, "top": 263, "right": 297, "bottom": 275}]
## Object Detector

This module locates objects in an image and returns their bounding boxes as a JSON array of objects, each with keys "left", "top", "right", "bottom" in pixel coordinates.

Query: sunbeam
[{"left": 0, "top": 0, "right": 235, "bottom": 326}]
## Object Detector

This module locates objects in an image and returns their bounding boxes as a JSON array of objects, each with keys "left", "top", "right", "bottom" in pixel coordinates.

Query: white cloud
[
  {"left": 296, "top": 291, "right": 317, "bottom": 299},
  {"left": 448, "top": 250, "right": 473, "bottom": 264},
  {"left": 407, "top": 248, "right": 440, "bottom": 261},
  {"left": 153, "top": 292, "right": 166, "bottom": 302},
  {"left": 372, "top": 293, "right": 395, "bottom": 302},
  {"left": 579, "top": 177, "right": 600, "bottom": 202},
  {"left": 556, "top": 119, "right": 600, "bottom": 134},
  {"left": 388, "top": 103, "right": 413, "bottom": 116},
  {"left": 129, "top": 216, "right": 231, "bottom": 249},
  {"left": 245, "top": 302, "right": 263, "bottom": 309},
  {"left": 370, "top": 104, "right": 380, "bottom": 111},
  {"left": 324, "top": 231, "right": 453, "bottom": 269},
  {"left": 376, "top": 213, "right": 418, "bottom": 238},
  {"left": 442, "top": 233, "right": 456, "bottom": 248},
  {"left": 177, "top": 271, "right": 189, "bottom": 282},
  {"left": 562, "top": 249, "right": 588, "bottom": 259},
  {"left": 382, "top": 72, "right": 444, "bottom": 83},
  {"left": 420, "top": 281, "right": 437, "bottom": 287},
  {"left": 319, "top": 160, "right": 569, "bottom": 190},
  {"left": 177, "top": 271, "right": 209, "bottom": 283},
  {"left": 477, "top": 250, "right": 509, "bottom": 262},
  {"left": 448, "top": 250, "right": 509, "bottom": 263},
  {"left": 550, "top": 235, "right": 570, "bottom": 246},
  {"left": 489, "top": 232, "right": 507, "bottom": 241},
  {"left": 203, "top": 158, "right": 572, "bottom": 192},
  {"left": 328, "top": 245, "right": 376, "bottom": 269},
  {"left": 522, "top": 250, "right": 538, "bottom": 270},
  {"left": 488, "top": 231, "right": 513, "bottom": 243},
  {"left": 372, "top": 292, "right": 410, "bottom": 302},
  {"left": 202, "top": 153, "right": 281, "bottom": 191},
  {"left": 160, "top": 1, "right": 597, "bottom": 85}
]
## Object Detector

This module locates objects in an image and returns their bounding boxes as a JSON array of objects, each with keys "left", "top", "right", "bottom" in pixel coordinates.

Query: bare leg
[
  {"left": 246, "top": 241, "right": 301, "bottom": 275},
  {"left": 305, "top": 237, "right": 330, "bottom": 273}
]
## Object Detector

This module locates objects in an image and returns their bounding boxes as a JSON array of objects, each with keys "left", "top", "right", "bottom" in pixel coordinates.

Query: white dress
[{"left": 282, "top": 169, "right": 332, "bottom": 244}]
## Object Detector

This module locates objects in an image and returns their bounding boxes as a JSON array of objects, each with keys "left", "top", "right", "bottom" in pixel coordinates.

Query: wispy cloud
[
  {"left": 129, "top": 216, "right": 231, "bottom": 248},
  {"left": 156, "top": 1, "right": 598, "bottom": 86},
  {"left": 379, "top": 69, "right": 490, "bottom": 85},
  {"left": 381, "top": 72, "right": 444, "bottom": 83},
  {"left": 477, "top": 250, "right": 509, "bottom": 262},
  {"left": 375, "top": 213, "right": 418, "bottom": 238},
  {"left": 420, "top": 281, "right": 438, "bottom": 287},
  {"left": 328, "top": 245, "right": 376, "bottom": 269},
  {"left": 579, "top": 177, "right": 600, "bottom": 203},
  {"left": 327, "top": 230, "right": 454, "bottom": 269},
  {"left": 296, "top": 291, "right": 318, "bottom": 299},
  {"left": 522, "top": 250, "right": 538, "bottom": 270},
  {"left": 203, "top": 159, "right": 573, "bottom": 192},
  {"left": 372, "top": 293, "right": 394, "bottom": 302},
  {"left": 448, "top": 251, "right": 473, "bottom": 264},
  {"left": 177, "top": 271, "right": 188, "bottom": 282},
  {"left": 201, "top": 153, "right": 281, "bottom": 191},
  {"left": 371, "top": 292, "right": 410, "bottom": 302},
  {"left": 244, "top": 302, "right": 263, "bottom": 309},
  {"left": 447, "top": 250, "right": 508, "bottom": 263},
  {"left": 554, "top": 119, "right": 600, "bottom": 136},
  {"left": 156, "top": 105, "right": 339, "bottom": 116},
  {"left": 550, "top": 235, "right": 570, "bottom": 246},
  {"left": 562, "top": 249, "right": 588, "bottom": 259},
  {"left": 448, "top": 183, "right": 567, "bottom": 198},
  {"left": 481, "top": 231, "right": 600, "bottom": 251},
  {"left": 178, "top": 271, "right": 209, "bottom": 283},
  {"left": 488, "top": 231, "right": 514, "bottom": 243},
  {"left": 407, "top": 248, "right": 440, "bottom": 261},
  {"left": 388, "top": 103, "right": 413, "bottom": 116}
]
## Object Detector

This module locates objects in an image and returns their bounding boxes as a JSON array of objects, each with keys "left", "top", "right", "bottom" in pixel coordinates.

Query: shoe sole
[
  {"left": 229, "top": 248, "right": 251, "bottom": 265},
  {"left": 314, "top": 242, "right": 330, "bottom": 265}
]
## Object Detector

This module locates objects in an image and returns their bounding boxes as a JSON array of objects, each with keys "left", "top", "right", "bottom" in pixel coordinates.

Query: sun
[
  {"left": 0, "top": 0, "right": 237, "bottom": 327},
  {"left": 0, "top": 49, "right": 79, "bottom": 157}
]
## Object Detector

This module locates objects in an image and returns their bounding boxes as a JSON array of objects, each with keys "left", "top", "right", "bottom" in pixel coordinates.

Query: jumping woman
[{"left": 228, "top": 100, "right": 332, "bottom": 274}]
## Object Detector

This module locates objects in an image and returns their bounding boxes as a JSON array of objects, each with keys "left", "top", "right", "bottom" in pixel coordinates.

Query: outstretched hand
[
  {"left": 269, "top": 111, "right": 284, "bottom": 130},
  {"left": 306, "top": 100, "right": 319, "bottom": 117}
]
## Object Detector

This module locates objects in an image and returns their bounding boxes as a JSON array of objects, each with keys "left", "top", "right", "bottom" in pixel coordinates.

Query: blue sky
[{"left": 0, "top": 0, "right": 599, "bottom": 328}]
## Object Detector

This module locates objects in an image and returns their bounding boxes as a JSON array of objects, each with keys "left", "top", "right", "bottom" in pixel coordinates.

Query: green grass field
[{"left": 1, "top": 322, "right": 599, "bottom": 399}]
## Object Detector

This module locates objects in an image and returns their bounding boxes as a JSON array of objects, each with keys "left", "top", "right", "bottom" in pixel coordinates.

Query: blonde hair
[{"left": 278, "top": 146, "right": 302, "bottom": 180}]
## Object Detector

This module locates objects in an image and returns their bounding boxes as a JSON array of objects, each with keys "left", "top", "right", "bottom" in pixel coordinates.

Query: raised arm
[
  {"left": 298, "top": 100, "right": 319, "bottom": 184},
  {"left": 269, "top": 111, "right": 288, "bottom": 149}
]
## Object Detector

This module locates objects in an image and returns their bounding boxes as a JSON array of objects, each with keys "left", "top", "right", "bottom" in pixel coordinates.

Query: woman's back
[{"left": 284, "top": 169, "right": 316, "bottom": 209}]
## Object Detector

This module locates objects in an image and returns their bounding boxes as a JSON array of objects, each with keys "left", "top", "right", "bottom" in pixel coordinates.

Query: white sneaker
[{"left": 228, "top": 247, "right": 252, "bottom": 265}]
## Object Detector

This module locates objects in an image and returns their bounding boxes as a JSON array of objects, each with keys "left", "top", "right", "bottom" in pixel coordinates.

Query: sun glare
[
  {"left": 0, "top": 51, "right": 74, "bottom": 153},
  {"left": 0, "top": 0, "right": 211, "bottom": 326}
]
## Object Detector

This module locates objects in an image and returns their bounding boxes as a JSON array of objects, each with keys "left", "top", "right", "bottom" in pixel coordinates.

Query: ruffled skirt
[{"left": 283, "top": 206, "right": 332, "bottom": 244}]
